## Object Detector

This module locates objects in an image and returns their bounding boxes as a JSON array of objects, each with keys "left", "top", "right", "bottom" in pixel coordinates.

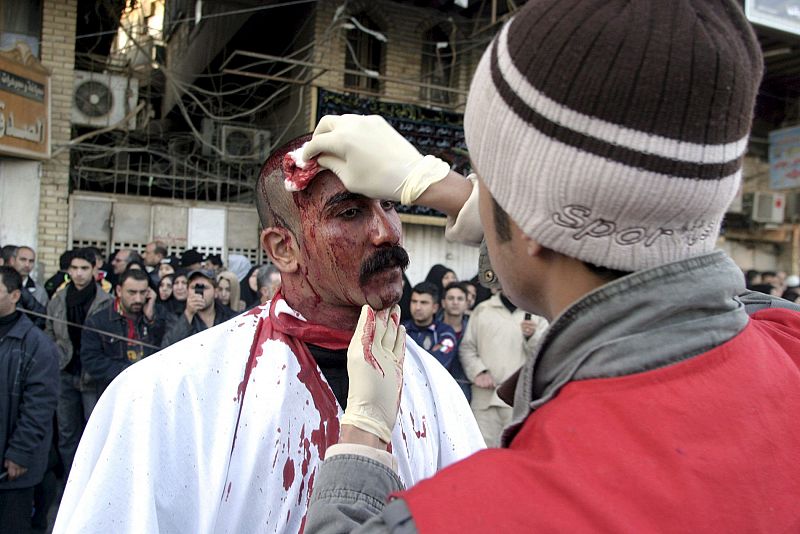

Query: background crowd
[{"left": 0, "top": 238, "right": 797, "bottom": 531}]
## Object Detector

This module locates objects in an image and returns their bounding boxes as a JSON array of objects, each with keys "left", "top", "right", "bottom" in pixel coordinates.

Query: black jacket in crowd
[
  {"left": 81, "top": 301, "right": 167, "bottom": 394},
  {"left": 0, "top": 312, "right": 60, "bottom": 489},
  {"left": 161, "top": 302, "right": 237, "bottom": 348}
]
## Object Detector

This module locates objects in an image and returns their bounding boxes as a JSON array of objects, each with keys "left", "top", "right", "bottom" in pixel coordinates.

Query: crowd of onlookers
[
  {"left": 3, "top": 237, "right": 799, "bottom": 530},
  {"left": 744, "top": 269, "right": 800, "bottom": 303},
  {"left": 0, "top": 242, "right": 283, "bottom": 531}
]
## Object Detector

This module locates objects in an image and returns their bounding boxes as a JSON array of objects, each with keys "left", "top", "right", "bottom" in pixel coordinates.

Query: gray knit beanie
[{"left": 464, "top": 0, "right": 763, "bottom": 271}]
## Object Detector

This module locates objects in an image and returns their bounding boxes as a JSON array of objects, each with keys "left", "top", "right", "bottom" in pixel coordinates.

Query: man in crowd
[
  {"left": 440, "top": 282, "right": 472, "bottom": 399},
  {"left": 0, "top": 245, "right": 17, "bottom": 269},
  {"left": 44, "top": 250, "right": 74, "bottom": 298},
  {"left": 204, "top": 254, "right": 224, "bottom": 276},
  {"left": 255, "top": 263, "right": 281, "bottom": 306},
  {"left": 160, "top": 269, "right": 236, "bottom": 347},
  {"left": 46, "top": 248, "right": 112, "bottom": 476},
  {"left": 110, "top": 248, "right": 142, "bottom": 277},
  {"left": 54, "top": 135, "right": 482, "bottom": 533},
  {"left": 142, "top": 241, "right": 167, "bottom": 286},
  {"left": 301, "top": 0, "right": 800, "bottom": 529},
  {"left": 179, "top": 249, "right": 204, "bottom": 271},
  {"left": 459, "top": 290, "right": 546, "bottom": 447},
  {"left": 403, "top": 282, "right": 457, "bottom": 369},
  {"left": 0, "top": 267, "right": 60, "bottom": 533},
  {"left": 81, "top": 269, "right": 164, "bottom": 394},
  {"left": 14, "top": 246, "right": 49, "bottom": 307},
  {"left": 142, "top": 241, "right": 167, "bottom": 272}
]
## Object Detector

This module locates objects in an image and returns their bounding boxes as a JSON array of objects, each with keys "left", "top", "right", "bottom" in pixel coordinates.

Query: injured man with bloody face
[{"left": 54, "top": 134, "right": 484, "bottom": 534}]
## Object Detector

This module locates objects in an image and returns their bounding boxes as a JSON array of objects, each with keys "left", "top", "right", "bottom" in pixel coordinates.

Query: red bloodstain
[
  {"left": 361, "top": 308, "right": 385, "bottom": 377},
  {"left": 282, "top": 151, "right": 321, "bottom": 191},
  {"left": 283, "top": 457, "right": 295, "bottom": 490},
  {"left": 410, "top": 412, "right": 428, "bottom": 439}
]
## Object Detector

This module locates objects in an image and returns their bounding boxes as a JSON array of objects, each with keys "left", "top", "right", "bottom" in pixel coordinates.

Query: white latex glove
[
  {"left": 341, "top": 304, "right": 406, "bottom": 444},
  {"left": 303, "top": 114, "right": 451, "bottom": 204}
]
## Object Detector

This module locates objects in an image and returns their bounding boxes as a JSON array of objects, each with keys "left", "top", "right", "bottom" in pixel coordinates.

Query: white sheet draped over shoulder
[{"left": 54, "top": 302, "right": 484, "bottom": 533}]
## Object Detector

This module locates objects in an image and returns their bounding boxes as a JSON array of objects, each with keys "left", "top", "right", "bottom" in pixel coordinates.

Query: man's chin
[{"left": 362, "top": 270, "right": 403, "bottom": 310}]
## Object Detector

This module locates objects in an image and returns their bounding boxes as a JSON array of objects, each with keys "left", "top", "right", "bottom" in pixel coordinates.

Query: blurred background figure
[
  {"left": 204, "top": 254, "right": 224, "bottom": 276},
  {"left": 216, "top": 271, "right": 245, "bottom": 312},
  {"left": 179, "top": 249, "right": 204, "bottom": 272},
  {"left": 240, "top": 265, "right": 261, "bottom": 309},
  {"left": 255, "top": 264, "right": 281, "bottom": 307}
]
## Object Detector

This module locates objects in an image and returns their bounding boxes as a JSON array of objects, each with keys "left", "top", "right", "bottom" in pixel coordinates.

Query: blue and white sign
[{"left": 769, "top": 125, "right": 800, "bottom": 189}]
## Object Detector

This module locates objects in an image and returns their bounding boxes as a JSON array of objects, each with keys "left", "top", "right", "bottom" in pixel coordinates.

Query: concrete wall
[{"left": 38, "top": 0, "right": 77, "bottom": 277}]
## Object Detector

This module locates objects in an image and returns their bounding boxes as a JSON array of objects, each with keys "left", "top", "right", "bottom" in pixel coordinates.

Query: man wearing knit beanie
[{"left": 303, "top": 0, "right": 800, "bottom": 531}]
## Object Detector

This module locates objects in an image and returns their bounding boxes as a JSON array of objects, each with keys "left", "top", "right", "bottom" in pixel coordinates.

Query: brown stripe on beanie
[
  {"left": 503, "top": 0, "right": 762, "bottom": 146},
  {"left": 463, "top": 0, "right": 763, "bottom": 272},
  {"left": 489, "top": 37, "right": 744, "bottom": 180}
]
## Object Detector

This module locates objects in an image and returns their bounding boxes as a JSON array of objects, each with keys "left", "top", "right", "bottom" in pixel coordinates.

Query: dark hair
[
  {"left": 582, "top": 261, "right": 631, "bottom": 281},
  {"left": 118, "top": 268, "right": 149, "bottom": 287},
  {"left": 70, "top": 247, "right": 97, "bottom": 267},
  {"left": 0, "top": 265, "right": 22, "bottom": 293},
  {"left": 1, "top": 245, "right": 18, "bottom": 264},
  {"left": 88, "top": 246, "right": 106, "bottom": 262},
  {"left": 491, "top": 196, "right": 513, "bottom": 243},
  {"left": 411, "top": 281, "right": 440, "bottom": 302},
  {"left": 59, "top": 250, "right": 75, "bottom": 271},
  {"left": 205, "top": 254, "right": 223, "bottom": 267},
  {"left": 443, "top": 281, "right": 468, "bottom": 298}
]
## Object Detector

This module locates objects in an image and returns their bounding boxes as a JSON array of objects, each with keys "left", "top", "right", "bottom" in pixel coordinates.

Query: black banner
[{"left": 316, "top": 89, "right": 471, "bottom": 218}]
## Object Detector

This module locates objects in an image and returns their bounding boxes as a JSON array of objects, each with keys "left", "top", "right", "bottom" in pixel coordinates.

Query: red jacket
[{"left": 401, "top": 308, "right": 800, "bottom": 532}]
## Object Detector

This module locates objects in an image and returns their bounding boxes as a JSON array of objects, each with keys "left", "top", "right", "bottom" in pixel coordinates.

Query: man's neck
[
  {"left": 72, "top": 281, "right": 91, "bottom": 291},
  {"left": 285, "top": 294, "right": 360, "bottom": 331},
  {"left": 442, "top": 312, "right": 463, "bottom": 331},
  {"left": 413, "top": 318, "right": 434, "bottom": 328}
]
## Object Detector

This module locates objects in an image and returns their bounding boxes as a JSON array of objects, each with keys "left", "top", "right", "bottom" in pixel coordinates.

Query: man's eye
[
  {"left": 381, "top": 200, "right": 396, "bottom": 211},
  {"left": 339, "top": 208, "right": 360, "bottom": 219}
]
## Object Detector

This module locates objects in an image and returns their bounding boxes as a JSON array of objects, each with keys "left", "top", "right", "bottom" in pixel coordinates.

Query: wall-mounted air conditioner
[
  {"left": 219, "top": 125, "right": 270, "bottom": 162},
  {"left": 72, "top": 71, "right": 139, "bottom": 129},
  {"left": 751, "top": 191, "right": 785, "bottom": 224}
]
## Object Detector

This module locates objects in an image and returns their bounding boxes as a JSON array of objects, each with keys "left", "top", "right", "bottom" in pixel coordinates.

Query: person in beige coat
[{"left": 459, "top": 291, "right": 547, "bottom": 447}]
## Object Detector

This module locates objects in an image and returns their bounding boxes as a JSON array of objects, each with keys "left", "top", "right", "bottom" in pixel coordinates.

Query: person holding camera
[
  {"left": 161, "top": 269, "right": 237, "bottom": 348},
  {"left": 80, "top": 269, "right": 165, "bottom": 395}
]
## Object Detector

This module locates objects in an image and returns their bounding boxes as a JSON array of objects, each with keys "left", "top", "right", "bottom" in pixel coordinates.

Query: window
[
  {"left": 344, "top": 13, "right": 385, "bottom": 94},
  {"left": 0, "top": 0, "right": 42, "bottom": 56},
  {"left": 420, "top": 24, "right": 454, "bottom": 105}
]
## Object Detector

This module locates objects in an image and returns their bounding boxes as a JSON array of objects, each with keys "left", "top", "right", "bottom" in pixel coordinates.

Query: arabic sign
[
  {"left": 0, "top": 44, "right": 50, "bottom": 159},
  {"left": 769, "top": 125, "right": 800, "bottom": 190}
]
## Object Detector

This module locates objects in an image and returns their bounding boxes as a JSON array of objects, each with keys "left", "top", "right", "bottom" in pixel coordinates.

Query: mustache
[{"left": 359, "top": 246, "right": 409, "bottom": 286}]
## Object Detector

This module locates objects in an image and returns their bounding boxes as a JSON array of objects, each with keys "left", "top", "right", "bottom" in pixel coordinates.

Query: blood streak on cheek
[{"left": 361, "top": 308, "right": 385, "bottom": 377}]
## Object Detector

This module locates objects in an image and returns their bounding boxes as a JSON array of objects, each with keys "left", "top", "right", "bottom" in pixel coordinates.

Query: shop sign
[{"left": 0, "top": 43, "right": 50, "bottom": 159}]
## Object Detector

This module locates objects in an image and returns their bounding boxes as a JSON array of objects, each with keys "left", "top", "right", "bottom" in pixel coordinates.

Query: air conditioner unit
[
  {"left": 220, "top": 125, "right": 270, "bottom": 162},
  {"left": 751, "top": 191, "right": 785, "bottom": 224},
  {"left": 72, "top": 71, "right": 139, "bottom": 130}
]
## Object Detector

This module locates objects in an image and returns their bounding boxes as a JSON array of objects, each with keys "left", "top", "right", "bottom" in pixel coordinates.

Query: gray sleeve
[
  {"left": 738, "top": 290, "right": 800, "bottom": 315},
  {"left": 305, "top": 454, "right": 419, "bottom": 534}
]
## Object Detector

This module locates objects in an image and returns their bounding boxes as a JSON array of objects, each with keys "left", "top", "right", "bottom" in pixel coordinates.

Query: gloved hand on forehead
[
  {"left": 341, "top": 304, "right": 406, "bottom": 445},
  {"left": 302, "top": 114, "right": 451, "bottom": 205}
]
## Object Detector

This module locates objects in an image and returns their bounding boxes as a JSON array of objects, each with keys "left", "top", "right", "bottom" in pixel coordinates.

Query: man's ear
[{"left": 261, "top": 228, "right": 299, "bottom": 273}]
